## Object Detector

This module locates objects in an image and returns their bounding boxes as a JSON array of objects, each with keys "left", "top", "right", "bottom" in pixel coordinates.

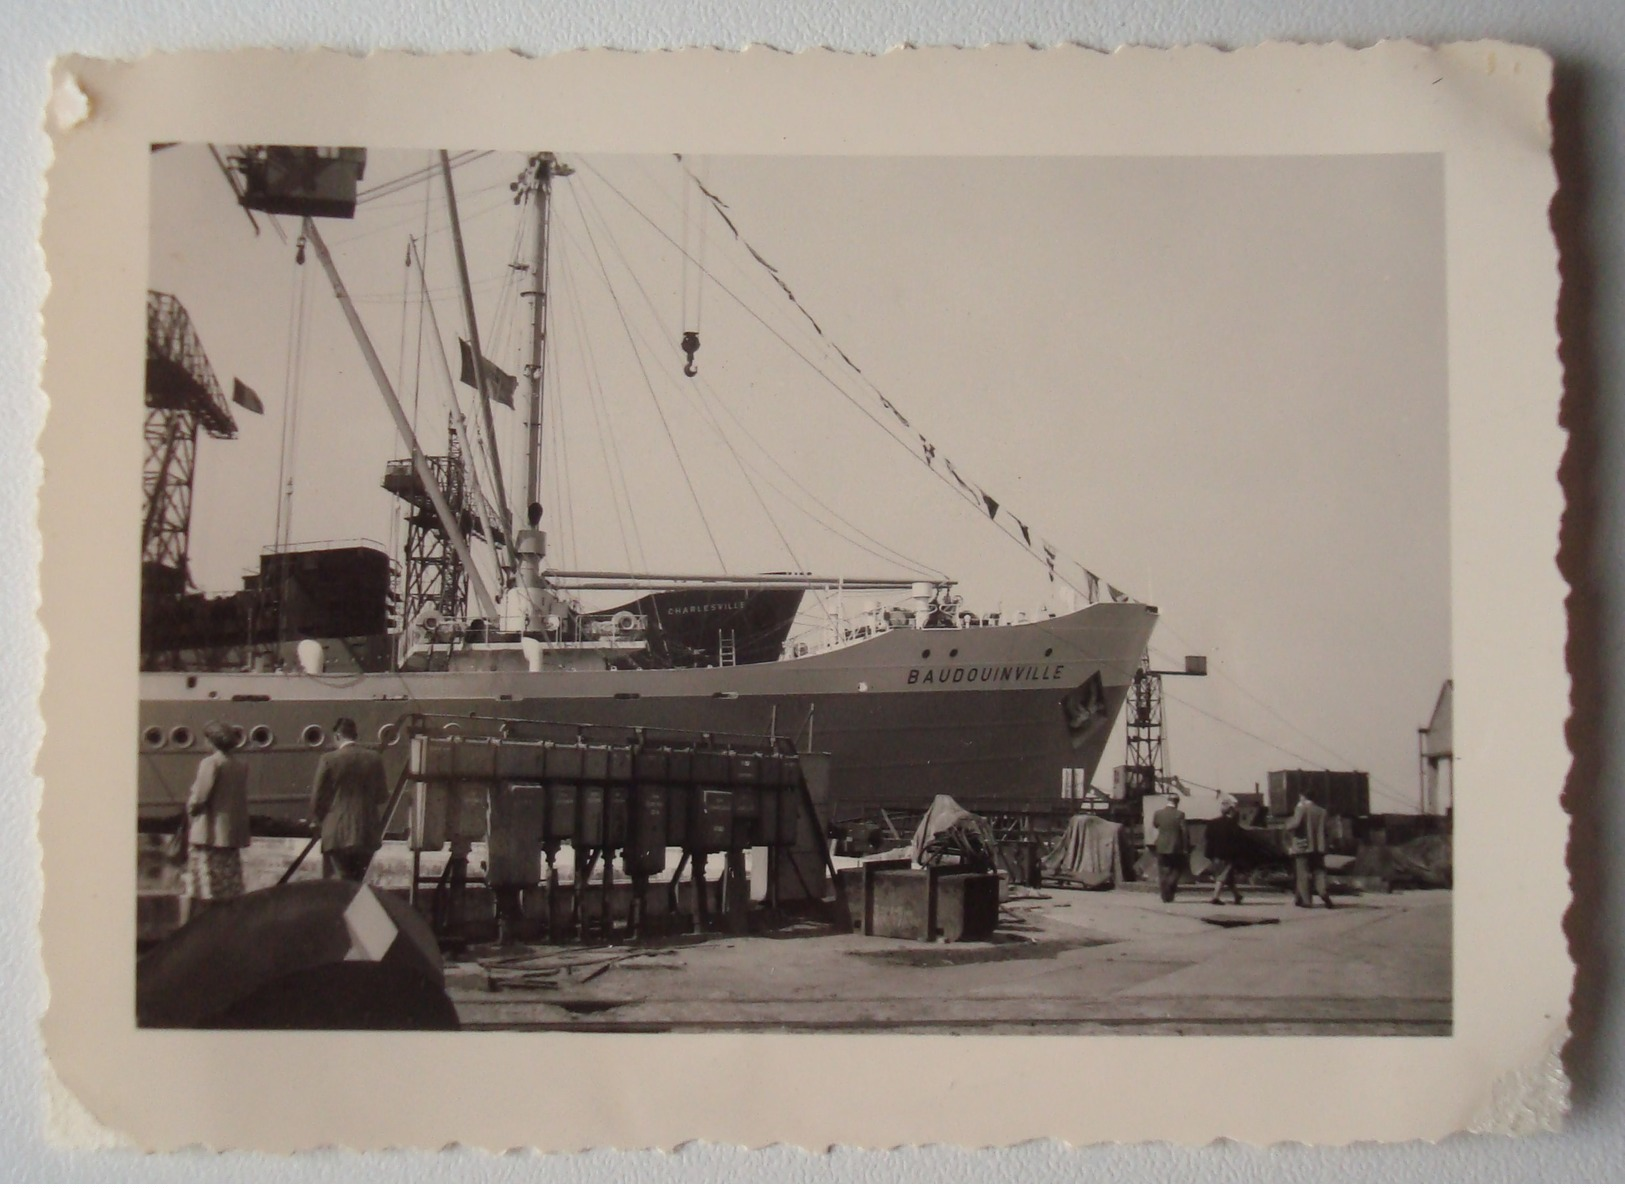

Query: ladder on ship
[{"left": 718, "top": 629, "right": 737, "bottom": 667}]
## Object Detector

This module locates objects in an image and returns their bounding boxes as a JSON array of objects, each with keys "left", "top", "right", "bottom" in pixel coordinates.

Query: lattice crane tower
[
  {"left": 1124, "top": 652, "right": 1165, "bottom": 785},
  {"left": 382, "top": 419, "right": 471, "bottom": 626},
  {"left": 1123, "top": 652, "right": 1206, "bottom": 796},
  {"left": 143, "top": 291, "right": 237, "bottom": 593}
]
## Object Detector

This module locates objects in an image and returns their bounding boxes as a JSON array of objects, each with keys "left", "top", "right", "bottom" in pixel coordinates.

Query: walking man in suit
[
  {"left": 310, "top": 716, "right": 389, "bottom": 882},
  {"left": 1285, "top": 790, "right": 1335, "bottom": 908},
  {"left": 1204, "top": 794, "right": 1247, "bottom": 906},
  {"left": 1151, "top": 791, "right": 1188, "bottom": 904}
]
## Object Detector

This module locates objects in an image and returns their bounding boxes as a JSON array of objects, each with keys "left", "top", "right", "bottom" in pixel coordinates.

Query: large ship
[{"left": 137, "top": 147, "right": 1157, "bottom": 827}]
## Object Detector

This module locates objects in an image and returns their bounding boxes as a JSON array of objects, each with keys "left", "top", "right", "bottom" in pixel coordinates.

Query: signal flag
[{"left": 231, "top": 379, "right": 264, "bottom": 415}]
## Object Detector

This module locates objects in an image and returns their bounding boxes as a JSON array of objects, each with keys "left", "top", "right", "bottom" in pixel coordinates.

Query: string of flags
[{"left": 679, "top": 159, "right": 1138, "bottom": 607}]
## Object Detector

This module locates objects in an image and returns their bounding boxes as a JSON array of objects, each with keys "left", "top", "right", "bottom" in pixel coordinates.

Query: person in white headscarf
[{"left": 183, "top": 720, "right": 252, "bottom": 921}]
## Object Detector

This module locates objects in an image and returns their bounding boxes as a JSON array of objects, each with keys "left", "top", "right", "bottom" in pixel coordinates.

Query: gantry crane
[{"left": 143, "top": 291, "right": 238, "bottom": 594}]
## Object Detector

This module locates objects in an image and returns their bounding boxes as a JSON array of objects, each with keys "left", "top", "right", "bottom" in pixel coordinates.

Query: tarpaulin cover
[
  {"left": 907, "top": 794, "right": 1018, "bottom": 878},
  {"left": 1042, "top": 814, "right": 1124, "bottom": 888}
]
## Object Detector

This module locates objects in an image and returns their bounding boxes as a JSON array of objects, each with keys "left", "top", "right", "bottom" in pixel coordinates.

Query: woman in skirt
[{"left": 183, "top": 720, "right": 252, "bottom": 921}]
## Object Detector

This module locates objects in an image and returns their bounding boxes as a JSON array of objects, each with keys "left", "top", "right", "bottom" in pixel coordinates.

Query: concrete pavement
[{"left": 447, "top": 885, "right": 1451, "bottom": 1035}]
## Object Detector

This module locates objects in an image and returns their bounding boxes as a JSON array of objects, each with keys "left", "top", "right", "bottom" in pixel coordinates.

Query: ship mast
[
  {"left": 520, "top": 153, "right": 566, "bottom": 515},
  {"left": 439, "top": 150, "right": 515, "bottom": 561}
]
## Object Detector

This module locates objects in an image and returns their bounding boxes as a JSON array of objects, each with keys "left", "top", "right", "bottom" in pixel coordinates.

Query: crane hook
[{"left": 680, "top": 330, "right": 700, "bottom": 378}]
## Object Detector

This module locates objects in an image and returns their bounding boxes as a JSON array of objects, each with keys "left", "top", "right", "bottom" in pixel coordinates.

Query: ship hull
[{"left": 137, "top": 601, "right": 1156, "bottom": 824}]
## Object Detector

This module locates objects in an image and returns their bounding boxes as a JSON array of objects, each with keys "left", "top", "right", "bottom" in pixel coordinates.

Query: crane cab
[{"left": 237, "top": 147, "right": 367, "bottom": 220}]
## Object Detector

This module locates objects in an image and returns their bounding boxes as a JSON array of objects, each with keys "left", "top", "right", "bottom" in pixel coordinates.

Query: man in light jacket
[
  {"left": 310, "top": 717, "right": 389, "bottom": 882},
  {"left": 1284, "top": 791, "right": 1335, "bottom": 909}
]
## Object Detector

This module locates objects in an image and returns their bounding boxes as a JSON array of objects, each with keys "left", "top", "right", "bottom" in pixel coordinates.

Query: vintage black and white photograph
[
  {"left": 32, "top": 42, "right": 1568, "bottom": 1149},
  {"left": 133, "top": 140, "right": 1454, "bottom": 1035}
]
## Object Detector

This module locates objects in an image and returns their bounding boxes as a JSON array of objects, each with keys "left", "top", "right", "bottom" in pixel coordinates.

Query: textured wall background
[{"left": 5, "top": 2, "right": 1621, "bottom": 1178}]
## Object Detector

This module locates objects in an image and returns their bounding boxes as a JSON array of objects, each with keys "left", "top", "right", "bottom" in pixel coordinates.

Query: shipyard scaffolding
[
  {"left": 141, "top": 291, "right": 237, "bottom": 655},
  {"left": 383, "top": 420, "right": 476, "bottom": 631}
]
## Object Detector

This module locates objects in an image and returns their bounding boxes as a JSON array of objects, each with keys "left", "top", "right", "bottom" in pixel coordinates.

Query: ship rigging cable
[
  {"left": 552, "top": 242, "right": 645, "bottom": 573},
  {"left": 585, "top": 158, "right": 1134, "bottom": 606},
  {"left": 1147, "top": 647, "right": 1416, "bottom": 812},
  {"left": 405, "top": 237, "right": 506, "bottom": 585},
  {"left": 574, "top": 173, "right": 944, "bottom": 581},
  {"left": 564, "top": 180, "right": 728, "bottom": 570},
  {"left": 569, "top": 165, "right": 947, "bottom": 582},
  {"left": 408, "top": 161, "right": 433, "bottom": 431},
  {"left": 355, "top": 150, "right": 489, "bottom": 205},
  {"left": 569, "top": 177, "right": 805, "bottom": 574},
  {"left": 542, "top": 283, "right": 579, "bottom": 570},
  {"left": 1159, "top": 690, "right": 1415, "bottom": 812},
  {"left": 270, "top": 247, "right": 314, "bottom": 653}
]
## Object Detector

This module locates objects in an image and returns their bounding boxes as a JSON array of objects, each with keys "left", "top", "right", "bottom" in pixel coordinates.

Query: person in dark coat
[
  {"left": 1204, "top": 795, "right": 1246, "bottom": 906},
  {"left": 1285, "top": 791, "right": 1335, "bottom": 908},
  {"left": 310, "top": 717, "right": 389, "bottom": 882},
  {"left": 1150, "top": 792, "right": 1188, "bottom": 904}
]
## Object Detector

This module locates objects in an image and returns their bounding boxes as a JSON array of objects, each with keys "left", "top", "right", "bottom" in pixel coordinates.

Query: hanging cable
[
  {"left": 585, "top": 158, "right": 1120, "bottom": 603},
  {"left": 565, "top": 181, "right": 727, "bottom": 569},
  {"left": 1159, "top": 690, "right": 1416, "bottom": 812},
  {"left": 679, "top": 156, "right": 692, "bottom": 335},
  {"left": 580, "top": 198, "right": 933, "bottom": 577},
  {"left": 271, "top": 248, "right": 314, "bottom": 654},
  {"left": 576, "top": 173, "right": 940, "bottom": 579},
  {"left": 575, "top": 158, "right": 949, "bottom": 579},
  {"left": 576, "top": 160, "right": 950, "bottom": 579},
  {"left": 1151, "top": 621, "right": 1415, "bottom": 809},
  {"left": 676, "top": 154, "right": 705, "bottom": 378},
  {"left": 567, "top": 176, "right": 799, "bottom": 571}
]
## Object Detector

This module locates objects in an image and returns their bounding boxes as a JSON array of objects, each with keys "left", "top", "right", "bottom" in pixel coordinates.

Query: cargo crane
[
  {"left": 231, "top": 144, "right": 491, "bottom": 648},
  {"left": 142, "top": 292, "right": 238, "bottom": 643},
  {"left": 383, "top": 421, "right": 477, "bottom": 630},
  {"left": 1118, "top": 651, "right": 1207, "bottom": 802}
]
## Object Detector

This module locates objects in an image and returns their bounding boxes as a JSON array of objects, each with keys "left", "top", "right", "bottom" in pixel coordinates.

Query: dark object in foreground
[{"left": 137, "top": 880, "right": 456, "bottom": 1030}]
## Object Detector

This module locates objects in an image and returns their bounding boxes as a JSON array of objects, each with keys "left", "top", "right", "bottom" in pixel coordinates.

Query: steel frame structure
[
  {"left": 1124, "top": 651, "right": 1166, "bottom": 782},
  {"left": 385, "top": 420, "right": 471, "bottom": 627},
  {"left": 143, "top": 291, "right": 237, "bottom": 589}
]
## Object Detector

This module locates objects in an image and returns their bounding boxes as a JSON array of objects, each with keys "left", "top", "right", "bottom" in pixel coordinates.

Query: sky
[{"left": 147, "top": 146, "right": 1450, "bottom": 810}]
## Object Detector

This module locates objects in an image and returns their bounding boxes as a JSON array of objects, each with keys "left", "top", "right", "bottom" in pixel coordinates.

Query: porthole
[
  {"left": 249, "top": 725, "right": 275, "bottom": 749},
  {"left": 377, "top": 722, "right": 401, "bottom": 747},
  {"left": 229, "top": 724, "right": 248, "bottom": 749},
  {"left": 921, "top": 649, "right": 931, "bottom": 659},
  {"left": 1044, "top": 647, "right": 1054, "bottom": 657},
  {"left": 168, "top": 725, "right": 194, "bottom": 749},
  {"left": 141, "top": 725, "right": 165, "bottom": 750},
  {"left": 301, "top": 724, "right": 326, "bottom": 748},
  {"left": 949, "top": 648, "right": 959, "bottom": 658}
]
